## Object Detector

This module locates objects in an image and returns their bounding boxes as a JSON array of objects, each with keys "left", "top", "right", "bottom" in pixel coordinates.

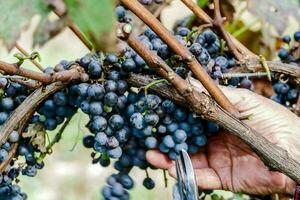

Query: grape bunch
[{"left": 270, "top": 31, "right": 300, "bottom": 108}]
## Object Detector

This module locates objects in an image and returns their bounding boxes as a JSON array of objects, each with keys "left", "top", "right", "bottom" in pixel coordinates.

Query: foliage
[{"left": 0, "top": 0, "right": 50, "bottom": 50}]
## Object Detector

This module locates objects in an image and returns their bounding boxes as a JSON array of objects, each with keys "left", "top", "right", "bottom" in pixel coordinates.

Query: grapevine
[{"left": 0, "top": 0, "right": 299, "bottom": 199}]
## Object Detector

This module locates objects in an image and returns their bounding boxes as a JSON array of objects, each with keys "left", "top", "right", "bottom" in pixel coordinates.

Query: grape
[
  {"left": 89, "top": 101, "right": 103, "bottom": 116},
  {"left": 117, "top": 80, "right": 128, "bottom": 95},
  {"left": 139, "top": 0, "right": 152, "bottom": 5},
  {"left": 80, "top": 100, "right": 90, "bottom": 114},
  {"left": 176, "top": 27, "right": 190, "bottom": 37},
  {"left": 174, "top": 108, "right": 187, "bottom": 122},
  {"left": 1, "top": 97, "right": 14, "bottom": 110},
  {"left": 174, "top": 143, "right": 188, "bottom": 153},
  {"left": 193, "top": 135, "right": 207, "bottom": 146},
  {"left": 282, "top": 35, "right": 291, "bottom": 44},
  {"left": 144, "top": 113, "right": 159, "bottom": 126},
  {"left": 162, "top": 135, "right": 175, "bottom": 148},
  {"left": 119, "top": 174, "right": 134, "bottom": 189},
  {"left": 87, "top": 83, "right": 105, "bottom": 100},
  {"left": 145, "top": 137, "right": 157, "bottom": 149},
  {"left": 122, "top": 59, "right": 136, "bottom": 72},
  {"left": 104, "top": 92, "right": 118, "bottom": 107},
  {"left": 104, "top": 80, "right": 118, "bottom": 92},
  {"left": 130, "top": 113, "right": 145, "bottom": 129},
  {"left": 102, "top": 186, "right": 112, "bottom": 199},
  {"left": 44, "top": 118, "right": 57, "bottom": 130},
  {"left": 109, "top": 114, "right": 124, "bottom": 131},
  {"left": 107, "top": 147, "right": 122, "bottom": 159},
  {"left": 22, "top": 166, "right": 37, "bottom": 177},
  {"left": 294, "top": 31, "right": 300, "bottom": 41},
  {"left": 207, "top": 122, "right": 219, "bottom": 134},
  {"left": 0, "top": 112, "right": 8, "bottom": 125},
  {"left": 278, "top": 48, "right": 289, "bottom": 59},
  {"left": 157, "top": 44, "right": 171, "bottom": 60},
  {"left": 0, "top": 78, "right": 8, "bottom": 88},
  {"left": 2, "top": 142, "right": 11, "bottom": 151},
  {"left": 143, "top": 177, "right": 155, "bottom": 189},
  {"left": 99, "top": 156, "right": 110, "bottom": 167},
  {"left": 107, "top": 70, "right": 121, "bottom": 81},
  {"left": 0, "top": 149, "right": 8, "bottom": 162},
  {"left": 167, "top": 123, "right": 179, "bottom": 133},
  {"left": 88, "top": 116, "right": 107, "bottom": 132},
  {"left": 8, "top": 131, "right": 19, "bottom": 143},
  {"left": 115, "top": 128, "right": 130, "bottom": 143},
  {"left": 87, "top": 60, "right": 102, "bottom": 78},
  {"left": 95, "top": 132, "right": 108, "bottom": 145},
  {"left": 215, "top": 56, "right": 229, "bottom": 70},
  {"left": 173, "top": 129, "right": 187, "bottom": 143},
  {"left": 240, "top": 78, "right": 252, "bottom": 89}
]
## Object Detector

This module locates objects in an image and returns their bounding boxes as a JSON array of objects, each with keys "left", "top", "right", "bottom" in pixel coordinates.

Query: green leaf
[
  {"left": 198, "top": 0, "right": 209, "bottom": 8},
  {"left": 64, "top": 0, "right": 116, "bottom": 51},
  {"left": 0, "top": 0, "right": 50, "bottom": 50}
]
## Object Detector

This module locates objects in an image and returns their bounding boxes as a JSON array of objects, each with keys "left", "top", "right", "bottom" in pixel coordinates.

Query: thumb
[{"left": 189, "top": 77, "right": 262, "bottom": 113}]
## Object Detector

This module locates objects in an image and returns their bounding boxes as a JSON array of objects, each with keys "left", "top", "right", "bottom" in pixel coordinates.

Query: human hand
[{"left": 146, "top": 83, "right": 300, "bottom": 195}]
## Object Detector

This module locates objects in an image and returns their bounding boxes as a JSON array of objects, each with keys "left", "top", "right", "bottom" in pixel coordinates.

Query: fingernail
[{"left": 168, "top": 166, "right": 177, "bottom": 178}]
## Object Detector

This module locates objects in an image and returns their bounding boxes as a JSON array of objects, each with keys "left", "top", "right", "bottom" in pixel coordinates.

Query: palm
[{"left": 195, "top": 131, "right": 287, "bottom": 194}]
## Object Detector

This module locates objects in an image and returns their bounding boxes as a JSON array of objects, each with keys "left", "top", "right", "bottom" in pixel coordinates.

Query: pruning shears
[{"left": 173, "top": 149, "right": 199, "bottom": 200}]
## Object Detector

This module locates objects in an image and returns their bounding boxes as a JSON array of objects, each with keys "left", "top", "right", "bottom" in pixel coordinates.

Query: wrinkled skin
[{"left": 146, "top": 83, "right": 300, "bottom": 195}]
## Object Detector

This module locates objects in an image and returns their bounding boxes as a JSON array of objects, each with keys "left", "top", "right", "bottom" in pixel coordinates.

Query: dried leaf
[
  {"left": 247, "top": 0, "right": 300, "bottom": 34},
  {"left": 33, "top": 17, "right": 68, "bottom": 47},
  {"left": 24, "top": 123, "right": 47, "bottom": 153}
]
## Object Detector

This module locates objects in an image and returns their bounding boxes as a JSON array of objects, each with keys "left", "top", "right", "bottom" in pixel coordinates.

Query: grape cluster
[{"left": 271, "top": 31, "right": 300, "bottom": 108}]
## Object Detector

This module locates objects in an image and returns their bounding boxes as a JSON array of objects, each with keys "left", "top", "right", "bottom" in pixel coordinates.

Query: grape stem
[
  {"left": 140, "top": 79, "right": 168, "bottom": 96},
  {"left": 163, "top": 170, "right": 168, "bottom": 188},
  {"left": 38, "top": 116, "right": 73, "bottom": 162},
  {"left": 119, "top": 0, "right": 240, "bottom": 118}
]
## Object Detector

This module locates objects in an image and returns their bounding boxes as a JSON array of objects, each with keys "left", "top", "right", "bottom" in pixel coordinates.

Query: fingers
[
  {"left": 189, "top": 77, "right": 258, "bottom": 112},
  {"left": 146, "top": 150, "right": 174, "bottom": 169},
  {"left": 168, "top": 166, "right": 222, "bottom": 190}
]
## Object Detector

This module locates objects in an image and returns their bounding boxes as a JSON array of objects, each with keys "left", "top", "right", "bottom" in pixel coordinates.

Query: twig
[
  {"left": 0, "top": 61, "right": 83, "bottom": 84},
  {"left": 0, "top": 82, "right": 67, "bottom": 145},
  {"left": 212, "top": 0, "right": 243, "bottom": 60},
  {"left": 0, "top": 143, "right": 18, "bottom": 172},
  {"left": 15, "top": 43, "right": 44, "bottom": 71},
  {"left": 229, "top": 60, "right": 300, "bottom": 85},
  {"left": 119, "top": 0, "right": 239, "bottom": 117},
  {"left": 53, "top": 10, "right": 94, "bottom": 51},
  {"left": 0, "top": 99, "right": 37, "bottom": 172}
]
